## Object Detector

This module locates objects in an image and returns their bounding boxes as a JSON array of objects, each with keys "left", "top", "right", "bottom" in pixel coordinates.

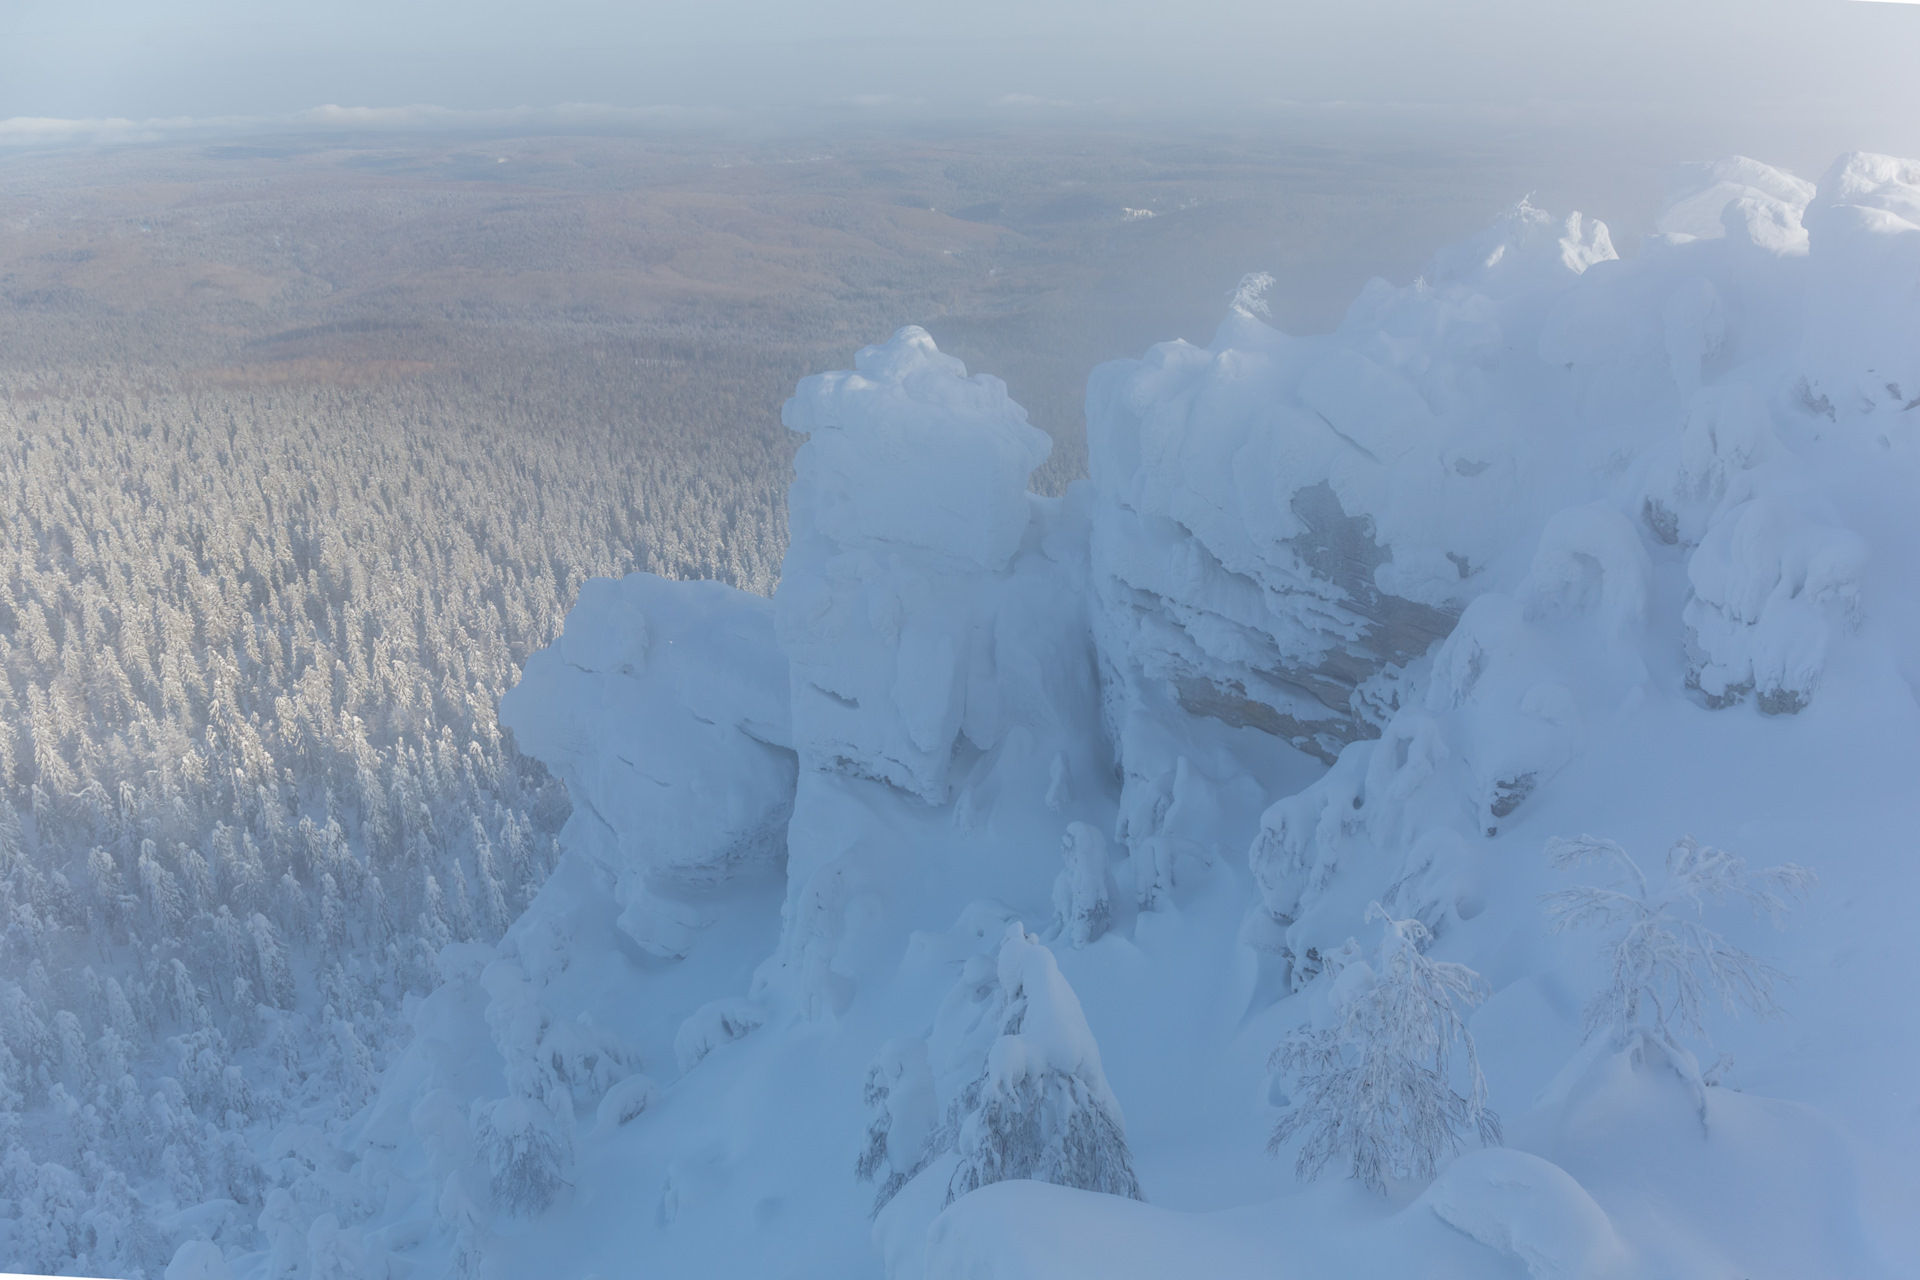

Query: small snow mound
[
  {"left": 591, "top": 1072, "right": 659, "bottom": 1135},
  {"left": 165, "top": 1239, "right": 231, "bottom": 1280},
  {"left": 674, "top": 997, "right": 768, "bottom": 1074},
  {"left": 1421, "top": 1148, "right": 1629, "bottom": 1280},
  {"left": 1520, "top": 504, "right": 1651, "bottom": 635}
]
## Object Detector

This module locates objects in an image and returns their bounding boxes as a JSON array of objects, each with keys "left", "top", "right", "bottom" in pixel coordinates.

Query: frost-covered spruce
[
  {"left": 472, "top": 1093, "right": 572, "bottom": 1216},
  {"left": 945, "top": 923, "right": 1143, "bottom": 1204},
  {"left": 1270, "top": 905, "right": 1499, "bottom": 1193}
]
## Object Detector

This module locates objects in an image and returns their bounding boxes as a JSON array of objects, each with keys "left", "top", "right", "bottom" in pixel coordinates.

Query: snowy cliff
[{"left": 235, "top": 152, "right": 1920, "bottom": 1280}]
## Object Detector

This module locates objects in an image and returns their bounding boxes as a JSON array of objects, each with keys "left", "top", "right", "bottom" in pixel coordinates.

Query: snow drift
[{"left": 211, "top": 152, "right": 1920, "bottom": 1280}]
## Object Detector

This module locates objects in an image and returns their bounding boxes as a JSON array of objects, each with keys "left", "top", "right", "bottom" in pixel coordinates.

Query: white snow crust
[{"left": 238, "top": 153, "right": 1920, "bottom": 1280}]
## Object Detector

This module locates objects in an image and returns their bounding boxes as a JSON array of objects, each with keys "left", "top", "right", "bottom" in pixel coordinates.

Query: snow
[
  {"left": 774, "top": 326, "right": 1074, "bottom": 808},
  {"left": 194, "top": 149, "right": 1920, "bottom": 1280},
  {"left": 165, "top": 1239, "right": 233, "bottom": 1280},
  {"left": 1418, "top": 1147, "right": 1629, "bottom": 1280},
  {"left": 500, "top": 573, "right": 795, "bottom": 957}
]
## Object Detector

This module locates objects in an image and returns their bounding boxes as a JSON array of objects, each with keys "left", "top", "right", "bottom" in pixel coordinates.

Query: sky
[{"left": 2, "top": 0, "right": 1919, "bottom": 163}]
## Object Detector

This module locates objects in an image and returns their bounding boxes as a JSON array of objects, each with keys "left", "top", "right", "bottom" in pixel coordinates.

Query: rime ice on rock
[
  {"left": 1655, "top": 156, "right": 1815, "bottom": 254},
  {"left": 1086, "top": 199, "right": 1613, "bottom": 779},
  {"left": 1051, "top": 822, "right": 1115, "bottom": 948},
  {"left": 1681, "top": 497, "right": 1865, "bottom": 714},
  {"left": 775, "top": 325, "right": 1054, "bottom": 804},
  {"left": 501, "top": 574, "right": 796, "bottom": 957},
  {"left": 758, "top": 325, "right": 1102, "bottom": 1018},
  {"left": 1800, "top": 153, "right": 1920, "bottom": 426}
]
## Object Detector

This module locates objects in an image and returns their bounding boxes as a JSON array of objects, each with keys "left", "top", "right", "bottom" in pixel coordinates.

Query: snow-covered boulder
[
  {"left": 755, "top": 327, "right": 1106, "bottom": 1018},
  {"left": 1681, "top": 496, "right": 1865, "bottom": 713},
  {"left": 776, "top": 326, "right": 1056, "bottom": 804},
  {"left": 1654, "top": 155, "right": 1815, "bottom": 255},
  {"left": 501, "top": 573, "right": 795, "bottom": 955}
]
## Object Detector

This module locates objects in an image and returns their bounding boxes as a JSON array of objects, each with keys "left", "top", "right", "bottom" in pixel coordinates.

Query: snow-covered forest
[{"left": 0, "top": 365, "right": 789, "bottom": 1275}]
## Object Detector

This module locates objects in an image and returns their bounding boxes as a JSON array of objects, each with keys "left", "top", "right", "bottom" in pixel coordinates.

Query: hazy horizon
[{"left": 5, "top": 0, "right": 1920, "bottom": 174}]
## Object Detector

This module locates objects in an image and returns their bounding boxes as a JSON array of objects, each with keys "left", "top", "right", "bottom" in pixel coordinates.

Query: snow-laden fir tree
[
  {"left": 472, "top": 1093, "right": 573, "bottom": 1216},
  {"left": 946, "top": 923, "right": 1142, "bottom": 1204},
  {"left": 1543, "top": 834, "right": 1814, "bottom": 1087},
  {"left": 857, "top": 921, "right": 1144, "bottom": 1212},
  {"left": 1269, "top": 904, "right": 1500, "bottom": 1193}
]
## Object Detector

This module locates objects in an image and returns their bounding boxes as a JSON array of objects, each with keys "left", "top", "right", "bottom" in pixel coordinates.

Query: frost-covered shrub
[
  {"left": 480, "top": 958, "right": 637, "bottom": 1108},
  {"left": 1270, "top": 906, "right": 1499, "bottom": 1193},
  {"left": 948, "top": 1066, "right": 1143, "bottom": 1205},
  {"left": 1544, "top": 834, "right": 1814, "bottom": 1058}
]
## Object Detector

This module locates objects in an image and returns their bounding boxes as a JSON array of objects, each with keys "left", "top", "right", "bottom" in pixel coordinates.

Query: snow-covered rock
[
  {"left": 1086, "top": 201, "right": 1614, "bottom": 776},
  {"left": 776, "top": 326, "right": 1058, "bottom": 804},
  {"left": 1799, "top": 153, "right": 1920, "bottom": 428},
  {"left": 500, "top": 573, "right": 795, "bottom": 956},
  {"left": 304, "top": 151, "right": 1920, "bottom": 1280}
]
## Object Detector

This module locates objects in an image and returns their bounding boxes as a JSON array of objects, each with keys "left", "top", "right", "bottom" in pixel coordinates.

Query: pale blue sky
[{"left": 2, "top": 0, "right": 1917, "bottom": 157}]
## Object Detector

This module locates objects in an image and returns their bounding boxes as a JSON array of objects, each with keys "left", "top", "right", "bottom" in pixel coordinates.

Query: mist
[
  {"left": 4, "top": 4, "right": 1920, "bottom": 1279},
  {"left": 7, "top": 0, "right": 1920, "bottom": 168}
]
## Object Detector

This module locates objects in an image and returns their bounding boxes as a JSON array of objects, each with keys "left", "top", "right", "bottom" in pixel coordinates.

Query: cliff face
[{"left": 1084, "top": 204, "right": 1620, "bottom": 768}]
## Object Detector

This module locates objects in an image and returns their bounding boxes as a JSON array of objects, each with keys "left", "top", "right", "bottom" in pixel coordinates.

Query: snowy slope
[{"left": 231, "top": 151, "right": 1920, "bottom": 1280}]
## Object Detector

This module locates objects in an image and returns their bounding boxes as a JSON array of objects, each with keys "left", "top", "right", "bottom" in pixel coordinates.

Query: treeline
[{"left": 0, "top": 355, "right": 793, "bottom": 1276}]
